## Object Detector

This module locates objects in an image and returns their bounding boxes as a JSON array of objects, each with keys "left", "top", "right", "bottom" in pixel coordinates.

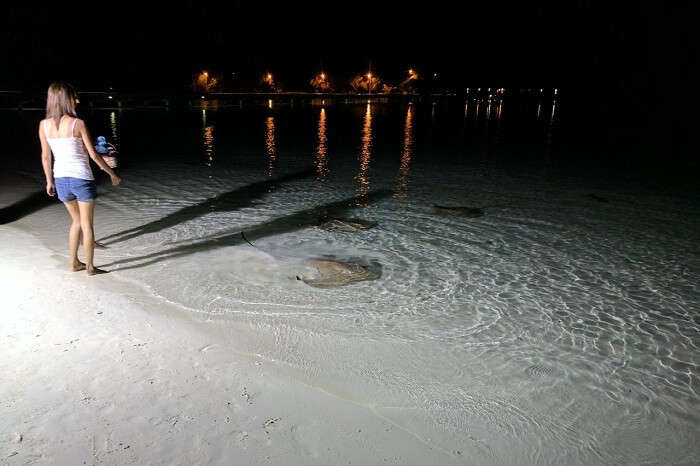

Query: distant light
[
  {"left": 108, "top": 96, "right": 112, "bottom": 99},
  {"left": 320, "top": 73, "right": 326, "bottom": 79},
  {"left": 268, "top": 99, "right": 273, "bottom": 108},
  {"left": 433, "top": 72, "right": 438, "bottom": 78},
  {"left": 554, "top": 88, "right": 559, "bottom": 95},
  {"left": 322, "top": 99, "right": 325, "bottom": 106},
  {"left": 367, "top": 72, "right": 372, "bottom": 79},
  {"left": 540, "top": 88, "right": 543, "bottom": 92},
  {"left": 267, "top": 73, "right": 272, "bottom": 80},
  {"left": 201, "top": 96, "right": 205, "bottom": 99},
  {"left": 203, "top": 71, "right": 208, "bottom": 77},
  {"left": 409, "top": 68, "right": 414, "bottom": 74},
  {"left": 466, "top": 88, "right": 470, "bottom": 92}
]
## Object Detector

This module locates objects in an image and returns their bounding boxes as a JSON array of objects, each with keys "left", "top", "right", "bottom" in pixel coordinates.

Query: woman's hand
[
  {"left": 110, "top": 174, "right": 122, "bottom": 186},
  {"left": 46, "top": 181, "right": 56, "bottom": 196}
]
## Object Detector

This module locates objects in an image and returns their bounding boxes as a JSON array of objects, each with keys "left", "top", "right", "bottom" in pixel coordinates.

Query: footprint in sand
[
  {"left": 241, "top": 386, "right": 254, "bottom": 404},
  {"left": 263, "top": 417, "right": 281, "bottom": 434}
]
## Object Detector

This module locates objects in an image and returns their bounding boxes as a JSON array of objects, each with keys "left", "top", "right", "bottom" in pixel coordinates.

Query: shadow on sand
[
  {"left": 99, "top": 169, "right": 316, "bottom": 245},
  {"left": 0, "top": 191, "right": 56, "bottom": 225},
  {"left": 102, "top": 189, "right": 391, "bottom": 272}
]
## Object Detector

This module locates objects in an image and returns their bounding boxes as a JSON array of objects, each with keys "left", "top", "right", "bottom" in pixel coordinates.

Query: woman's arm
[
  {"left": 38, "top": 121, "right": 55, "bottom": 196},
  {"left": 76, "top": 120, "right": 121, "bottom": 185}
]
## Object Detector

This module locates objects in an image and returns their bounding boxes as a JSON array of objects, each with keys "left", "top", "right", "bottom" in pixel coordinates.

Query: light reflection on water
[
  {"left": 109, "top": 111, "right": 119, "bottom": 146},
  {"left": 315, "top": 107, "right": 328, "bottom": 181},
  {"left": 355, "top": 103, "right": 373, "bottom": 204},
  {"left": 203, "top": 127, "right": 214, "bottom": 167},
  {"left": 265, "top": 116, "right": 276, "bottom": 178},
  {"left": 463, "top": 97, "right": 505, "bottom": 122},
  {"left": 202, "top": 110, "right": 214, "bottom": 168},
  {"left": 394, "top": 105, "right": 414, "bottom": 198},
  {"left": 176, "top": 98, "right": 558, "bottom": 189}
]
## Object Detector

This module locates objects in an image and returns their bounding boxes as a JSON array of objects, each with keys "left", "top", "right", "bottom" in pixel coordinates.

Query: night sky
[{"left": 1, "top": 2, "right": 681, "bottom": 96}]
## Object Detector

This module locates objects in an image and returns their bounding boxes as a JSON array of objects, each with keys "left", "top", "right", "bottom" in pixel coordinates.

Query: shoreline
[{"left": 0, "top": 225, "right": 463, "bottom": 464}]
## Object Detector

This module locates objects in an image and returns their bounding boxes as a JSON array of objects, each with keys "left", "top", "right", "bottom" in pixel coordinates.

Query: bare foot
[
  {"left": 71, "top": 261, "right": 86, "bottom": 272},
  {"left": 94, "top": 241, "right": 107, "bottom": 249},
  {"left": 87, "top": 267, "right": 109, "bottom": 276}
]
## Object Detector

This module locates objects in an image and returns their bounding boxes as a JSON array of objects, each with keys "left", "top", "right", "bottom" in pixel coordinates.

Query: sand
[{"left": 0, "top": 226, "right": 463, "bottom": 465}]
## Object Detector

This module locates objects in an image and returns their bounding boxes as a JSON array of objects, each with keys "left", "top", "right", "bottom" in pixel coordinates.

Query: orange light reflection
[
  {"left": 394, "top": 105, "right": 414, "bottom": 198},
  {"left": 355, "top": 103, "right": 373, "bottom": 204},
  {"left": 202, "top": 109, "right": 214, "bottom": 169},
  {"left": 265, "top": 116, "right": 276, "bottom": 178},
  {"left": 203, "top": 126, "right": 214, "bottom": 167},
  {"left": 315, "top": 108, "right": 328, "bottom": 181}
]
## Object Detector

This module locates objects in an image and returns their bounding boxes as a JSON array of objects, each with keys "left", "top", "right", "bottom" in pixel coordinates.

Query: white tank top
[{"left": 44, "top": 118, "right": 94, "bottom": 181}]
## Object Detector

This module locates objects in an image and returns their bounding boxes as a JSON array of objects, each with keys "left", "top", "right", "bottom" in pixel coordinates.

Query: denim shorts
[{"left": 55, "top": 177, "right": 98, "bottom": 203}]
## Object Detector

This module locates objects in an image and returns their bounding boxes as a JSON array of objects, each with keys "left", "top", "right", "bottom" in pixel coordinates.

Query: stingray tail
[{"left": 241, "top": 231, "right": 256, "bottom": 248}]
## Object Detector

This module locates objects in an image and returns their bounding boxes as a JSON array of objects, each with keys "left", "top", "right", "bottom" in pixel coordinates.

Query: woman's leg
[
  {"left": 64, "top": 200, "right": 85, "bottom": 271},
  {"left": 77, "top": 200, "right": 107, "bottom": 275},
  {"left": 77, "top": 231, "right": 107, "bottom": 249}
]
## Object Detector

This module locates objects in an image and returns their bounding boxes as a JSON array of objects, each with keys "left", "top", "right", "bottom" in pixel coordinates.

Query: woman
[{"left": 39, "top": 82, "right": 121, "bottom": 275}]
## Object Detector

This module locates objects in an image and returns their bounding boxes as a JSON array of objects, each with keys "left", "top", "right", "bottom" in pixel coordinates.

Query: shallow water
[{"left": 3, "top": 98, "right": 699, "bottom": 463}]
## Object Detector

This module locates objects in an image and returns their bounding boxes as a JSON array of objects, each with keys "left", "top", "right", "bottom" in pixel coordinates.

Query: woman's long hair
[{"left": 46, "top": 82, "right": 78, "bottom": 127}]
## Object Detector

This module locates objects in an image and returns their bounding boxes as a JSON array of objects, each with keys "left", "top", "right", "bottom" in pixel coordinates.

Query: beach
[
  {"left": 1, "top": 225, "right": 465, "bottom": 465},
  {"left": 1, "top": 102, "right": 699, "bottom": 464}
]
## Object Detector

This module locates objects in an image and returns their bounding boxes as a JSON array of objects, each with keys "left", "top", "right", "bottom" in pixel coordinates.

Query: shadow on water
[
  {"left": 0, "top": 191, "right": 56, "bottom": 225},
  {"left": 99, "top": 169, "right": 315, "bottom": 245},
  {"left": 102, "top": 189, "right": 392, "bottom": 271}
]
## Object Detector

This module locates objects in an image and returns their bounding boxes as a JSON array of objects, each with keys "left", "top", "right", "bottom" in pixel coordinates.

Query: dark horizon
[{"left": 1, "top": 2, "right": 684, "bottom": 97}]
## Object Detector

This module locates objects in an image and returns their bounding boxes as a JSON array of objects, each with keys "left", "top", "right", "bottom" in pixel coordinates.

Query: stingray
[
  {"left": 317, "top": 217, "right": 378, "bottom": 232},
  {"left": 433, "top": 205, "right": 485, "bottom": 218},
  {"left": 297, "top": 258, "right": 381, "bottom": 288}
]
